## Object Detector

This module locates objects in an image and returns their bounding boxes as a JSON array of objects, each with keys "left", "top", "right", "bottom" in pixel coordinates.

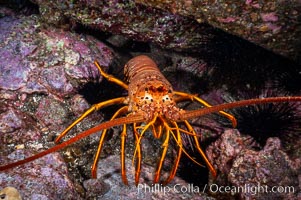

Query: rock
[
  {"left": 84, "top": 155, "right": 215, "bottom": 199},
  {"left": 207, "top": 130, "right": 300, "bottom": 199},
  {"left": 207, "top": 129, "right": 247, "bottom": 175},
  {"left": 0, "top": 151, "right": 81, "bottom": 199},
  {"left": 136, "top": 0, "right": 301, "bottom": 63},
  {"left": 0, "top": 13, "right": 114, "bottom": 200},
  {"left": 29, "top": 0, "right": 301, "bottom": 63},
  {"left": 228, "top": 137, "right": 300, "bottom": 200},
  {"left": 30, "top": 0, "right": 217, "bottom": 52}
]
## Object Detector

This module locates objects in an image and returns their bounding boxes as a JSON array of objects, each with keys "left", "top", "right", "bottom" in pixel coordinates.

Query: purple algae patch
[{"left": 0, "top": 54, "right": 30, "bottom": 91}]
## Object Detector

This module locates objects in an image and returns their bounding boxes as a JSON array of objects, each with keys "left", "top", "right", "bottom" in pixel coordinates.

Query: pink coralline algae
[
  {"left": 217, "top": 17, "right": 237, "bottom": 23},
  {"left": 0, "top": 52, "right": 30, "bottom": 91},
  {"left": 0, "top": 14, "right": 115, "bottom": 199},
  {"left": 206, "top": 129, "right": 246, "bottom": 175},
  {"left": 0, "top": 105, "right": 41, "bottom": 145},
  {"left": 207, "top": 131, "right": 300, "bottom": 199},
  {"left": 260, "top": 12, "right": 278, "bottom": 22},
  {"left": 229, "top": 137, "right": 299, "bottom": 199},
  {"left": 0, "top": 15, "right": 111, "bottom": 96},
  {"left": 1, "top": 151, "right": 81, "bottom": 199},
  {"left": 0, "top": 109, "right": 23, "bottom": 134}
]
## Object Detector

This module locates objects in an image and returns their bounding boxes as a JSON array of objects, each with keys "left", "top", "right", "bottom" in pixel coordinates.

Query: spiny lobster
[{"left": 1, "top": 55, "right": 300, "bottom": 185}]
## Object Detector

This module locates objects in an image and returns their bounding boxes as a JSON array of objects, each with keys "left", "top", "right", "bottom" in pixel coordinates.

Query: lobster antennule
[
  {"left": 0, "top": 114, "right": 145, "bottom": 171},
  {"left": 180, "top": 96, "right": 301, "bottom": 121}
]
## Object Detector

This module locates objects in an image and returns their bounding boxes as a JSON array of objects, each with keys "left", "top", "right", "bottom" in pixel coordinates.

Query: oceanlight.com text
[
  {"left": 209, "top": 183, "right": 295, "bottom": 195},
  {"left": 137, "top": 183, "right": 295, "bottom": 196}
]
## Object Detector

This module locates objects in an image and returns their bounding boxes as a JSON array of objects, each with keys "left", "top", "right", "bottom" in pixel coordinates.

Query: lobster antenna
[
  {"left": 181, "top": 96, "right": 301, "bottom": 120},
  {"left": 0, "top": 114, "right": 145, "bottom": 171}
]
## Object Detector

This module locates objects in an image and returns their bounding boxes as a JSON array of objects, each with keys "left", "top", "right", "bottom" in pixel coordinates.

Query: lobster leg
[
  {"left": 153, "top": 120, "right": 170, "bottom": 183},
  {"left": 94, "top": 61, "right": 128, "bottom": 90},
  {"left": 163, "top": 122, "right": 183, "bottom": 185},
  {"left": 132, "top": 115, "right": 158, "bottom": 184},
  {"left": 55, "top": 97, "right": 127, "bottom": 143},
  {"left": 120, "top": 123, "right": 128, "bottom": 184},
  {"left": 133, "top": 123, "right": 142, "bottom": 185},
  {"left": 155, "top": 122, "right": 208, "bottom": 184},
  {"left": 151, "top": 123, "right": 163, "bottom": 139},
  {"left": 184, "top": 120, "right": 216, "bottom": 177},
  {"left": 56, "top": 61, "right": 129, "bottom": 142},
  {"left": 132, "top": 114, "right": 158, "bottom": 160},
  {"left": 91, "top": 106, "right": 129, "bottom": 179},
  {"left": 174, "top": 91, "right": 237, "bottom": 128}
]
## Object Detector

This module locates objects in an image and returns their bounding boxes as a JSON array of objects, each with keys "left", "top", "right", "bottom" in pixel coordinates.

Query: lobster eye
[
  {"left": 162, "top": 95, "right": 171, "bottom": 102},
  {"left": 143, "top": 93, "right": 153, "bottom": 102}
]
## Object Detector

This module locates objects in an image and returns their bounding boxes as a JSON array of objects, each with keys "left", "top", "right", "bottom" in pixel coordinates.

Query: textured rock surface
[
  {"left": 29, "top": 0, "right": 219, "bottom": 53},
  {"left": 0, "top": 152, "right": 81, "bottom": 199},
  {"left": 0, "top": 13, "right": 114, "bottom": 199},
  {"left": 207, "top": 131, "right": 300, "bottom": 199},
  {"left": 84, "top": 155, "right": 215, "bottom": 199},
  {"left": 29, "top": 0, "right": 301, "bottom": 63},
  {"left": 229, "top": 138, "right": 300, "bottom": 199},
  {"left": 207, "top": 129, "right": 247, "bottom": 175},
  {"left": 137, "top": 0, "right": 301, "bottom": 63}
]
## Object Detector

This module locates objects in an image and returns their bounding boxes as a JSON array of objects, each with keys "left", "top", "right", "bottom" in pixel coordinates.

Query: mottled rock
[
  {"left": 137, "top": 0, "right": 301, "bottom": 63},
  {"left": 85, "top": 155, "right": 215, "bottom": 199},
  {"left": 207, "top": 129, "right": 247, "bottom": 175},
  {"left": 207, "top": 130, "right": 300, "bottom": 199},
  {"left": 70, "top": 94, "right": 91, "bottom": 117},
  {"left": 0, "top": 13, "right": 114, "bottom": 199},
  {"left": 229, "top": 137, "right": 300, "bottom": 199},
  {"left": 0, "top": 14, "right": 113, "bottom": 95},
  {"left": 0, "top": 109, "right": 23, "bottom": 134},
  {"left": 35, "top": 97, "right": 69, "bottom": 127},
  {"left": 28, "top": 0, "right": 223, "bottom": 52},
  {"left": 0, "top": 151, "right": 81, "bottom": 200},
  {"left": 0, "top": 106, "right": 41, "bottom": 147},
  {"left": 29, "top": 0, "right": 301, "bottom": 63}
]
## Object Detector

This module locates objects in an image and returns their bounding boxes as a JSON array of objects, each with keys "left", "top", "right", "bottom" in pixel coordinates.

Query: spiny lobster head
[
  {"left": 125, "top": 55, "right": 183, "bottom": 122},
  {"left": 129, "top": 80, "right": 182, "bottom": 121}
]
